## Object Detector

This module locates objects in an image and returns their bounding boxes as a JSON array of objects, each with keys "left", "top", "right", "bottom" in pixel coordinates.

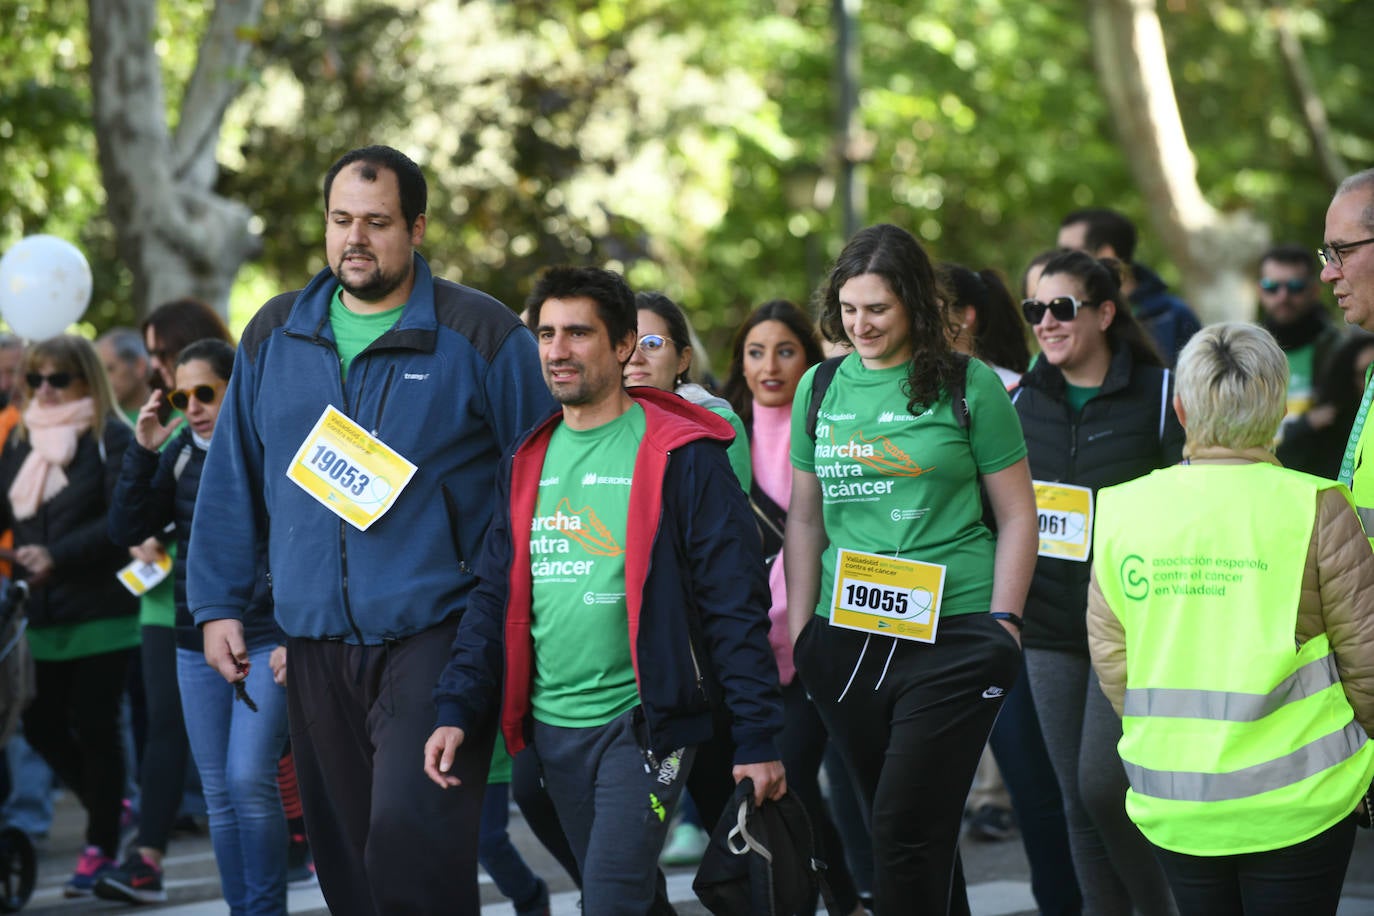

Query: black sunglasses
[
  {"left": 1021, "top": 296, "right": 1097, "bottom": 325},
  {"left": 166, "top": 384, "right": 222, "bottom": 411},
  {"left": 1259, "top": 278, "right": 1309, "bottom": 294},
  {"left": 26, "top": 372, "right": 73, "bottom": 390}
]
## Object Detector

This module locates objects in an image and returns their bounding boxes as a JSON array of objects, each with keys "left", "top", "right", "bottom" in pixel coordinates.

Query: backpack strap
[
  {"left": 806, "top": 356, "right": 846, "bottom": 443},
  {"left": 950, "top": 352, "right": 971, "bottom": 431},
  {"left": 771, "top": 792, "right": 843, "bottom": 914},
  {"left": 808, "top": 353, "right": 970, "bottom": 439}
]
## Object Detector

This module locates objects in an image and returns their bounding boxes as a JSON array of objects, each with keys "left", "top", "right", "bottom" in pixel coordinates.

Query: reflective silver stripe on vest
[
  {"left": 1123, "top": 718, "right": 1368, "bottom": 802},
  {"left": 1358, "top": 506, "right": 1374, "bottom": 534},
  {"left": 1123, "top": 655, "right": 1339, "bottom": 721}
]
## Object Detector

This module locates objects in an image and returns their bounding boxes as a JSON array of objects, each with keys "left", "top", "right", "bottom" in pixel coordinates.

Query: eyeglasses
[
  {"left": 637, "top": 334, "right": 672, "bottom": 353},
  {"left": 166, "top": 384, "right": 222, "bottom": 411},
  {"left": 26, "top": 372, "right": 72, "bottom": 390},
  {"left": 1317, "top": 237, "right": 1374, "bottom": 268},
  {"left": 1259, "top": 277, "right": 1310, "bottom": 294},
  {"left": 1021, "top": 296, "right": 1096, "bottom": 325}
]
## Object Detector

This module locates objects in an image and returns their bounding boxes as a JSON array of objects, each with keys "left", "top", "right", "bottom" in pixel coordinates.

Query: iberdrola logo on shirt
[{"left": 530, "top": 497, "right": 623, "bottom": 557}]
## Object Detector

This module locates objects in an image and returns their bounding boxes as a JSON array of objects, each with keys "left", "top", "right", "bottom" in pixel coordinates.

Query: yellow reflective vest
[{"left": 1093, "top": 462, "right": 1374, "bottom": 856}]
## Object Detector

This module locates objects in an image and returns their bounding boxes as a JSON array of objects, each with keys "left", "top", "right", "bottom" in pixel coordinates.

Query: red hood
[{"left": 498, "top": 385, "right": 738, "bottom": 753}]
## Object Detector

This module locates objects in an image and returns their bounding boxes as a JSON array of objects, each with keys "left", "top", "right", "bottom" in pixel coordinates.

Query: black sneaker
[
  {"left": 94, "top": 852, "right": 166, "bottom": 905},
  {"left": 966, "top": 803, "right": 1018, "bottom": 842},
  {"left": 286, "top": 833, "right": 315, "bottom": 887}
]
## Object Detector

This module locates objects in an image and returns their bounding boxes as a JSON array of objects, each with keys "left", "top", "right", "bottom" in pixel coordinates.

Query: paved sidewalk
[{"left": 13, "top": 792, "right": 1374, "bottom": 914}]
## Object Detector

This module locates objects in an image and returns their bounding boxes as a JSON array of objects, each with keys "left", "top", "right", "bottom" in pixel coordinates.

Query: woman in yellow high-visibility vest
[{"left": 1088, "top": 322, "right": 1374, "bottom": 916}]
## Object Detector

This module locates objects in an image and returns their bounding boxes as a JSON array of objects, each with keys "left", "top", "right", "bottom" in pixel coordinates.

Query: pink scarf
[{"left": 9, "top": 398, "right": 96, "bottom": 521}]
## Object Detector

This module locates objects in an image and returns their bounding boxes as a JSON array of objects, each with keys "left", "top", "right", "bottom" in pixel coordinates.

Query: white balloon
[{"left": 0, "top": 235, "right": 93, "bottom": 341}]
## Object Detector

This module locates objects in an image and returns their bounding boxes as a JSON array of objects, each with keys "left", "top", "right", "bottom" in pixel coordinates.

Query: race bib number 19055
[
  {"left": 829, "top": 548, "right": 946, "bottom": 643},
  {"left": 286, "top": 405, "right": 417, "bottom": 531}
]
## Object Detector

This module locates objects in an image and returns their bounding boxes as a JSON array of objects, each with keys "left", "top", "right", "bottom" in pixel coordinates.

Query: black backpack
[
  {"left": 805, "top": 352, "right": 971, "bottom": 442},
  {"left": 693, "top": 779, "right": 842, "bottom": 916}
]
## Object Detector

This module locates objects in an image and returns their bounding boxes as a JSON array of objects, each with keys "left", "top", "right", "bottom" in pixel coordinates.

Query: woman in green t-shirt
[{"left": 785, "top": 223, "right": 1037, "bottom": 915}]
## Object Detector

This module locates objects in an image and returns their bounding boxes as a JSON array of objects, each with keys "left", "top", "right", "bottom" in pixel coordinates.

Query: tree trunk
[
  {"left": 1268, "top": 1, "right": 1347, "bottom": 189},
  {"left": 87, "top": 0, "right": 264, "bottom": 319},
  {"left": 1087, "top": 0, "right": 1269, "bottom": 324}
]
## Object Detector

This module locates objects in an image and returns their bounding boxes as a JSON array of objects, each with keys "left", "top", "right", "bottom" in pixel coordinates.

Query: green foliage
[{"left": 4, "top": 0, "right": 1373, "bottom": 354}]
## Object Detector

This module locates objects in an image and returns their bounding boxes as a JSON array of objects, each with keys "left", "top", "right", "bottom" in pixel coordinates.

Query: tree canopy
[{"left": 3, "top": 0, "right": 1371, "bottom": 350}]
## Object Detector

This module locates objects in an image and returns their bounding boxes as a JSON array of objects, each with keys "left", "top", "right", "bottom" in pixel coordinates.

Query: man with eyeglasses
[
  {"left": 1324, "top": 168, "right": 1374, "bottom": 541},
  {"left": 187, "top": 145, "right": 555, "bottom": 915},
  {"left": 1255, "top": 244, "right": 1347, "bottom": 477}
]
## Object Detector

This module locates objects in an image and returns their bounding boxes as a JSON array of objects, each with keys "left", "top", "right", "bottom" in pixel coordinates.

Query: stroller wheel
[{"left": 0, "top": 827, "right": 35, "bottom": 911}]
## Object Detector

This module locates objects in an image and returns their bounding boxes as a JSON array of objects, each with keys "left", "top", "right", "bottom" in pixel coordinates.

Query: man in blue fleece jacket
[
  {"left": 187, "top": 146, "right": 554, "bottom": 915},
  {"left": 424, "top": 266, "right": 785, "bottom": 915}
]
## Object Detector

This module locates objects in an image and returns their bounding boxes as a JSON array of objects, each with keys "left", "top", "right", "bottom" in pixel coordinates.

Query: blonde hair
[
  {"left": 1175, "top": 323, "right": 1288, "bottom": 455},
  {"left": 19, "top": 335, "right": 120, "bottom": 440}
]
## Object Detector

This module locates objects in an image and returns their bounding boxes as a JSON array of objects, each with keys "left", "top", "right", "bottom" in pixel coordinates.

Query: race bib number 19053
[{"left": 286, "top": 405, "right": 417, "bottom": 531}]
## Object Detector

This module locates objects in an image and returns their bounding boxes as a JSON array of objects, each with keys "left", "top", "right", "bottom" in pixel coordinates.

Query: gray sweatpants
[
  {"left": 533, "top": 708, "right": 696, "bottom": 915},
  {"left": 1023, "top": 648, "right": 1177, "bottom": 916}
]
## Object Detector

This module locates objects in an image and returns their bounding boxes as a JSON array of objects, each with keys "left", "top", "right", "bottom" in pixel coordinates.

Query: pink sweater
[{"left": 751, "top": 401, "right": 798, "bottom": 684}]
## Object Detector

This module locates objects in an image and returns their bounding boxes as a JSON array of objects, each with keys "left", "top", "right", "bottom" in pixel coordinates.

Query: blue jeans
[
  {"left": 177, "top": 646, "right": 289, "bottom": 916},
  {"left": 1, "top": 735, "right": 54, "bottom": 839}
]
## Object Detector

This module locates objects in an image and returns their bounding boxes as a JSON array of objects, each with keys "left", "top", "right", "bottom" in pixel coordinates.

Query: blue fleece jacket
[
  {"left": 433, "top": 387, "right": 784, "bottom": 765},
  {"left": 187, "top": 255, "right": 556, "bottom": 643}
]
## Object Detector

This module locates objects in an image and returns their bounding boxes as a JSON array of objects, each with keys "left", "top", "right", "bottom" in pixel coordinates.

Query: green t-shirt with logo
[
  {"left": 790, "top": 355, "right": 1026, "bottom": 620},
  {"left": 1285, "top": 342, "right": 1317, "bottom": 419},
  {"left": 530, "top": 404, "right": 645, "bottom": 727},
  {"left": 329, "top": 287, "right": 404, "bottom": 380}
]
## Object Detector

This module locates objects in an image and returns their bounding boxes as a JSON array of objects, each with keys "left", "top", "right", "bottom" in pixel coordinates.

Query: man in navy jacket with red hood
[{"left": 425, "top": 266, "right": 785, "bottom": 914}]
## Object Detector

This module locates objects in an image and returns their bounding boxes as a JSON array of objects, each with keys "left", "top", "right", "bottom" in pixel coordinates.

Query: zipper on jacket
[
  {"left": 338, "top": 518, "right": 366, "bottom": 647},
  {"left": 372, "top": 366, "right": 397, "bottom": 437},
  {"left": 282, "top": 326, "right": 369, "bottom": 646}
]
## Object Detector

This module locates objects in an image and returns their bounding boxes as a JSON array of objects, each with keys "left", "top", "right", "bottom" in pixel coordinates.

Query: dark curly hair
[{"left": 817, "top": 224, "right": 957, "bottom": 414}]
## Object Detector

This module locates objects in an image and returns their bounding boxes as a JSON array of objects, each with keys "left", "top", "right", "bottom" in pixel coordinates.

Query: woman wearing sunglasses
[
  {"left": 0, "top": 335, "right": 138, "bottom": 895},
  {"left": 1012, "top": 249, "right": 1183, "bottom": 916},
  {"left": 108, "top": 340, "right": 291, "bottom": 915},
  {"left": 786, "top": 224, "right": 1036, "bottom": 914}
]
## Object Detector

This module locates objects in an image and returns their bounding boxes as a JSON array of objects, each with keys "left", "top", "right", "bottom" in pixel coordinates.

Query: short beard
[{"left": 334, "top": 260, "right": 409, "bottom": 303}]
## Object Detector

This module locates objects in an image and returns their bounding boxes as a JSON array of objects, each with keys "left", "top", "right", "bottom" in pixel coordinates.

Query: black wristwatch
[{"left": 989, "top": 611, "right": 1024, "bottom": 631}]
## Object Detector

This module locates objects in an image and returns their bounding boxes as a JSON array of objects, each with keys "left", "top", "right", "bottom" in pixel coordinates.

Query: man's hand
[
  {"left": 733, "top": 760, "right": 787, "bottom": 807},
  {"left": 130, "top": 537, "right": 166, "bottom": 566},
  {"left": 269, "top": 645, "right": 287, "bottom": 686},
  {"left": 14, "top": 545, "right": 53, "bottom": 586},
  {"left": 134, "top": 390, "right": 182, "bottom": 452},
  {"left": 202, "top": 619, "right": 249, "bottom": 684},
  {"left": 423, "top": 726, "right": 468, "bottom": 788}
]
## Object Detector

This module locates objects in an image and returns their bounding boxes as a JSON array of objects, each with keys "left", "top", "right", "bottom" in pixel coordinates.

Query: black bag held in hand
[{"left": 693, "top": 778, "right": 842, "bottom": 916}]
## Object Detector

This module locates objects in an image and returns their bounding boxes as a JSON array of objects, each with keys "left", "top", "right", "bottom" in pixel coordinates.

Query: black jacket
[
  {"left": 0, "top": 417, "right": 137, "bottom": 629},
  {"left": 1012, "top": 344, "right": 1185, "bottom": 653},
  {"left": 109, "top": 428, "right": 279, "bottom": 652}
]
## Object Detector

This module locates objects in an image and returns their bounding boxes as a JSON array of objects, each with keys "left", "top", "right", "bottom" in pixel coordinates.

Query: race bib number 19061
[{"left": 286, "top": 405, "right": 417, "bottom": 531}]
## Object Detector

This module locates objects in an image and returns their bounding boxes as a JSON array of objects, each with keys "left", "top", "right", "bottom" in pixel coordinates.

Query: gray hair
[
  {"left": 1175, "top": 322, "right": 1288, "bottom": 455},
  {"left": 0, "top": 334, "right": 22, "bottom": 353},
  {"left": 1335, "top": 168, "right": 1374, "bottom": 234},
  {"left": 96, "top": 327, "right": 148, "bottom": 366}
]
